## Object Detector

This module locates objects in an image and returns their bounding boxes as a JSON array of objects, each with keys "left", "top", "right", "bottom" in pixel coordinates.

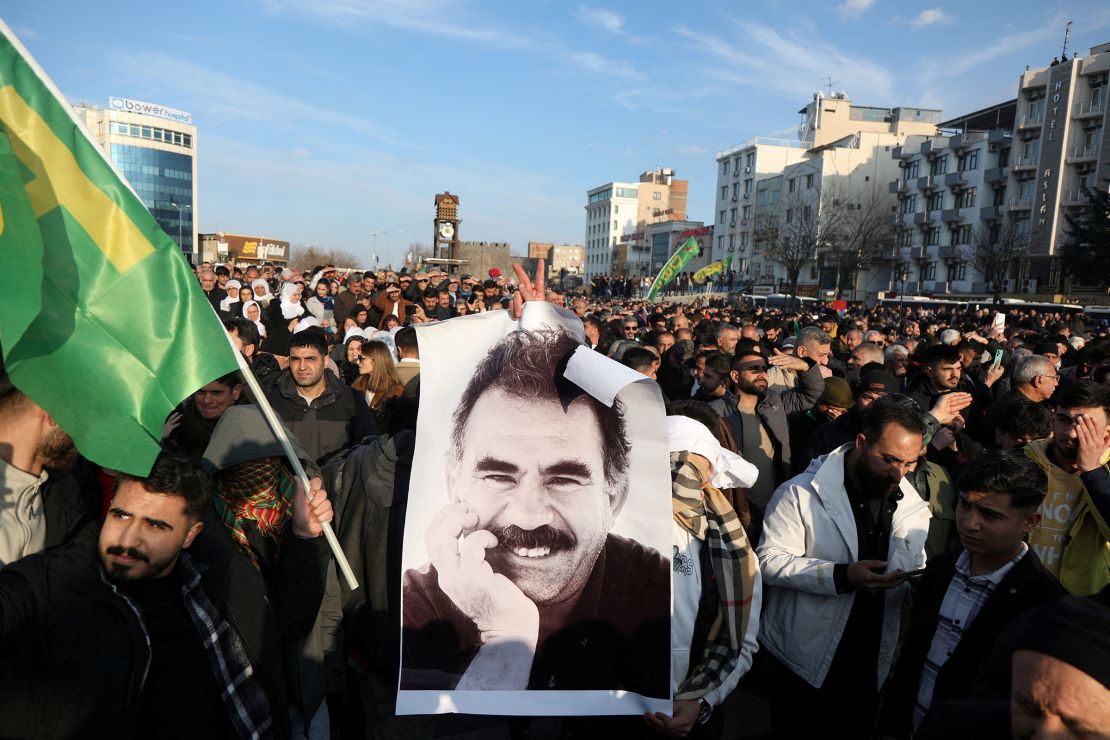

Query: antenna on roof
[
  {"left": 820, "top": 76, "right": 840, "bottom": 97},
  {"left": 1061, "top": 20, "right": 1073, "bottom": 61}
]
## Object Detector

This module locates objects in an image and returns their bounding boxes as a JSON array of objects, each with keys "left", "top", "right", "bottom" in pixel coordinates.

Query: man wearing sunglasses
[{"left": 709, "top": 349, "right": 824, "bottom": 534}]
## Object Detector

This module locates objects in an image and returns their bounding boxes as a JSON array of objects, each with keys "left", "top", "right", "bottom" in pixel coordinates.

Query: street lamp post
[{"left": 169, "top": 200, "right": 190, "bottom": 255}]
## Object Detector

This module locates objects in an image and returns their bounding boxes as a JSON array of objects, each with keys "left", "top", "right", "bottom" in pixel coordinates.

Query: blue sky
[{"left": 6, "top": 0, "right": 1110, "bottom": 266}]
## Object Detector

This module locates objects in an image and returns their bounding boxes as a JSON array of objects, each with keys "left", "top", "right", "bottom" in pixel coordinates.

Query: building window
[
  {"left": 788, "top": 178, "right": 796, "bottom": 193},
  {"left": 961, "top": 188, "right": 976, "bottom": 208},
  {"left": 719, "top": 210, "right": 726, "bottom": 224},
  {"left": 959, "top": 149, "right": 980, "bottom": 171},
  {"left": 732, "top": 183, "right": 739, "bottom": 198},
  {"left": 652, "top": 191, "right": 662, "bottom": 201},
  {"left": 730, "top": 207, "right": 737, "bottom": 221},
  {"left": 927, "top": 191, "right": 944, "bottom": 211},
  {"left": 931, "top": 155, "right": 948, "bottom": 176},
  {"left": 722, "top": 160, "right": 729, "bottom": 175},
  {"left": 926, "top": 227, "right": 941, "bottom": 246},
  {"left": 720, "top": 185, "right": 727, "bottom": 199},
  {"left": 900, "top": 194, "right": 917, "bottom": 214},
  {"left": 806, "top": 173, "right": 814, "bottom": 189},
  {"left": 955, "top": 262, "right": 968, "bottom": 281},
  {"left": 744, "top": 178, "right": 753, "bottom": 194},
  {"left": 924, "top": 262, "right": 937, "bottom": 280},
  {"left": 905, "top": 159, "right": 920, "bottom": 179},
  {"left": 742, "top": 205, "right": 752, "bottom": 220}
]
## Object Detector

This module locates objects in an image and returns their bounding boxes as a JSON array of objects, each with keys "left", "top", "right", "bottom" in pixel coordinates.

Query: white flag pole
[{"left": 225, "top": 333, "right": 359, "bottom": 591}]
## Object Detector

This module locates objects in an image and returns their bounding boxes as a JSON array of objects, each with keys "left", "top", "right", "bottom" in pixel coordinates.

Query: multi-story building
[
  {"left": 1009, "top": 43, "right": 1110, "bottom": 293},
  {"left": 74, "top": 97, "right": 198, "bottom": 258},
  {"left": 527, "top": 241, "right": 585, "bottom": 280},
  {"left": 715, "top": 93, "right": 940, "bottom": 297},
  {"left": 885, "top": 42, "right": 1110, "bottom": 297},
  {"left": 647, "top": 220, "right": 713, "bottom": 278},
  {"left": 583, "top": 168, "right": 687, "bottom": 280},
  {"left": 889, "top": 128, "right": 1013, "bottom": 294}
]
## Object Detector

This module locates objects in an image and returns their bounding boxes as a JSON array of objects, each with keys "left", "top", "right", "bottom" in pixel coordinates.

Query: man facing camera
[{"left": 400, "top": 329, "right": 669, "bottom": 697}]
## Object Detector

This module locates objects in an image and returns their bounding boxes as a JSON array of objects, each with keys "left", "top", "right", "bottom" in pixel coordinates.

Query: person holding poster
[{"left": 398, "top": 262, "right": 673, "bottom": 717}]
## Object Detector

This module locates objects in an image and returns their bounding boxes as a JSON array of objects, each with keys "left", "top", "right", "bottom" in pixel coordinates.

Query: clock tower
[{"left": 433, "top": 192, "right": 460, "bottom": 262}]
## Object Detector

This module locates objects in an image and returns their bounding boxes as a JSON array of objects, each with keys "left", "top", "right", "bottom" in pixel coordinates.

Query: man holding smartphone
[{"left": 879, "top": 450, "right": 1066, "bottom": 737}]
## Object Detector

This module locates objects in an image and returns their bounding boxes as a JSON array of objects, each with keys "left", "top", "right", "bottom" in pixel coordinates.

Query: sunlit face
[
  {"left": 346, "top": 339, "right": 363, "bottom": 363},
  {"left": 799, "top": 340, "right": 832, "bottom": 366},
  {"left": 99, "top": 480, "right": 202, "bottom": 582},
  {"left": 450, "top": 390, "right": 615, "bottom": 606},
  {"left": 253, "top": 283, "right": 267, "bottom": 297},
  {"left": 1011, "top": 650, "right": 1110, "bottom": 739},
  {"left": 717, "top": 329, "right": 739, "bottom": 354},
  {"left": 239, "top": 287, "right": 252, "bottom": 303},
  {"left": 193, "top": 381, "right": 241, "bottom": 420},
  {"left": 289, "top": 346, "right": 325, "bottom": 389},
  {"left": 245, "top": 303, "right": 261, "bottom": 321},
  {"left": 956, "top": 489, "right": 1040, "bottom": 562},
  {"left": 316, "top": 282, "right": 329, "bottom": 298},
  {"left": 657, "top": 333, "right": 675, "bottom": 354},
  {"left": 199, "top": 271, "right": 216, "bottom": 290},
  {"left": 929, "top": 361, "right": 962, "bottom": 391},
  {"left": 1051, "top": 406, "right": 1110, "bottom": 463}
]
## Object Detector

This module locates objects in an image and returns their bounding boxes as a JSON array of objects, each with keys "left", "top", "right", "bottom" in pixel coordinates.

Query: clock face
[{"left": 439, "top": 222, "right": 455, "bottom": 239}]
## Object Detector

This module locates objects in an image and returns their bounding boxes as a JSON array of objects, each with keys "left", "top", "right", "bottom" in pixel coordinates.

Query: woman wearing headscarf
[
  {"left": 251, "top": 278, "right": 274, "bottom": 308},
  {"left": 219, "top": 279, "right": 243, "bottom": 313},
  {"left": 305, "top": 279, "right": 335, "bottom": 333},
  {"left": 241, "top": 300, "right": 268, "bottom": 338},
  {"left": 263, "top": 282, "right": 305, "bottom": 360}
]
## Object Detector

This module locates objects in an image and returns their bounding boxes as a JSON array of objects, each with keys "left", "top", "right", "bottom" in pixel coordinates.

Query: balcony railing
[
  {"left": 1008, "top": 198, "right": 1033, "bottom": 210},
  {"left": 1012, "top": 156, "right": 1037, "bottom": 170},
  {"left": 1068, "top": 145, "right": 1099, "bottom": 161},
  {"left": 1018, "top": 114, "right": 1044, "bottom": 128},
  {"left": 1074, "top": 100, "right": 1105, "bottom": 117},
  {"left": 1063, "top": 189, "right": 1091, "bottom": 205}
]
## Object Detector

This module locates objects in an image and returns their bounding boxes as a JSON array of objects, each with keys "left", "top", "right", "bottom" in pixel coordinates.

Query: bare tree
[
  {"left": 820, "top": 181, "right": 898, "bottom": 299},
  {"left": 754, "top": 189, "right": 828, "bottom": 297},
  {"left": 970, "top": 217, "right": 1029, "bottom": 301},
  {"left": 289, "top": 244, "right": 360, "bottom": 272}
]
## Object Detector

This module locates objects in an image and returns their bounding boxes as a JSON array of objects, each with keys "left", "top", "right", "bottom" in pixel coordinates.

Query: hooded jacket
[{"left": 1024, "top": 438, "right": 1110, "bottom": 595}]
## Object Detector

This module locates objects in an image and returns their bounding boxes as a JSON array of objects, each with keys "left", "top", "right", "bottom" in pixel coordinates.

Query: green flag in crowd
[
  {"left": 646, "top": 237, "right": 701, "bottom": 301},
  {"left": 0, "top": 22, "right": 237, "bottom": 475}
]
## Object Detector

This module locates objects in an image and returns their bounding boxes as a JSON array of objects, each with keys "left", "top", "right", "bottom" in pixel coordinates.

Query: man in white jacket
[
  {"left": 647, "top": 414, "right": 762, "bottom": 737},
  {"left": 756, "top": 399, "right": 931, "bottom": 738}
]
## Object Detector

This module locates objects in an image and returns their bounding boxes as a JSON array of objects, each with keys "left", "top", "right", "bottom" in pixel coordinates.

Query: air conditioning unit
[
  {"left": 729, "top": 222, "right": 736, "bottom": 228},
  {"left": 731, "top": 196, "right": 738, "bottom": 202},
  {"left": 1003, "top": 278, "right": 1016, "bottom": 292},
  {"left": 745, "top": 166, "right": 751, "bottom": 174},
  {"left": 1023, "top": 278, "right": 1038, "bottom": 294},
  {"left": 743, "top": 193, "right": 750, "bottom": 199}
]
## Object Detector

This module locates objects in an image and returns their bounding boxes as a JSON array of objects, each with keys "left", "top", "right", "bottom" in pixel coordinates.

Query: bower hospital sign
[{"left": 109, "top": 97, "right": 193, "bottom": 125}]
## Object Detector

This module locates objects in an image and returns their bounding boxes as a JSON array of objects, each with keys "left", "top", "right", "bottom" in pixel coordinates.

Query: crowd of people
[{"left": 1, "top": 256, "right": 1109, "bottom": 740}]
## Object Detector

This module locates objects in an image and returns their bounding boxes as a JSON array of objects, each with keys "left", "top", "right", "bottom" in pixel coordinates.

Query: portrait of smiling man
[{"left": 400, "top": 327, "right": 670, "bottom": 700}]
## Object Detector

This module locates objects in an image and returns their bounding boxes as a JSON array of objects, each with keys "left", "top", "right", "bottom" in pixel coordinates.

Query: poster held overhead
[{"left": 397, "top": 301, "right": 673, "bottom": 716}]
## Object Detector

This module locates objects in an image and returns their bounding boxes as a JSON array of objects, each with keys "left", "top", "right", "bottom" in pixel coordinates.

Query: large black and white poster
[{"left": 397, "top": 302, "right": 672, "bottom": 716}]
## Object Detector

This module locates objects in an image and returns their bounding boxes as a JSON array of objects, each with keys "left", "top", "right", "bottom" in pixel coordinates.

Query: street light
[{"left": 169, "top": 200, "right": 191, "bottom": 255}]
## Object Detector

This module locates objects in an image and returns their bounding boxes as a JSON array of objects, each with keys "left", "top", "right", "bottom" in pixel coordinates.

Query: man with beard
[
  {"left": 756, "top": 401, "right": 931, "bottom": 738},
  {"left": 0, "top": 361, "right": 86, "bottom": 566},
  {"left": 400, "top": 329, "right": 669, "bottom": 697},
  {"left": 0, "top": 450, "right": 333, "bottom": 738},
  {"left": 163, "top": 372, "right": 243, "bottom": 460},
  {"left": 1023, "top": 380, "right": 1110, "bottom": 595},
  {"left": 708, "top": 349, "right": 823, "bottom": 533}
]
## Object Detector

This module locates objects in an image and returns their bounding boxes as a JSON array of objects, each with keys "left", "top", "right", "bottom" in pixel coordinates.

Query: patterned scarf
[
  {"left": 670, "top": 450, "right": 758, "bottom": 700},
  {"left": 214, "top": 458, "right": 295, "bottom": 567}
]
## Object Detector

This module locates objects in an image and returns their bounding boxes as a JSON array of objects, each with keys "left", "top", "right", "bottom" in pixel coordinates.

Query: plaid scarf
[
  {"left": 214, "top": 459, "right": 295, "bottom": 567},
  {"left": 670, "top": 451, "right": 758, "bottom": 700},
  {"left": 179, "top": 552, "right": 274, "bottom": 739}
]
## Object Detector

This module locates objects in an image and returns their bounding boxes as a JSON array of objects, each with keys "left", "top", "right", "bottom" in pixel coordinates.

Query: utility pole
[{"left": 1061, "top": 20, "right": 1073, "bottom": 61}]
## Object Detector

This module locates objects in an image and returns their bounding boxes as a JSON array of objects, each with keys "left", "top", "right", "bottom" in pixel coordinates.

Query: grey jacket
[{"left": 709, "top": 361, "right": 824, "bottom": 488}]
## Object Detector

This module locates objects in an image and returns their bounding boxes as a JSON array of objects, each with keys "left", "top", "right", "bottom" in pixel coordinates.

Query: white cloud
[
  {"left": 909, "top": 8, "right": 953, "bottom": 30},
  {"left": 258, "top": 0, "right": 531, "bottom": 49},
  {"left": 574, "top": 6, "right": 625, "bottom": 34},
  {"left": 676, "top": 20, "right": 894, "bottom": 103},
  {"left": 569, "top": 51, "right": 639, "bottom": 78},
  {"left": 106, "top": 51, "right": 399, "bottom": 145},
  {"left": 837, "top": 0, "right": 877, "bottom": 19}
]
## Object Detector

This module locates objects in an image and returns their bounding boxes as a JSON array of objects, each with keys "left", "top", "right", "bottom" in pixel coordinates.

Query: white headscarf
[
  {"left": 343, "top": 326, "right": 368, "bottom": 344},
  {"left": 240, "top": 300, "right": 267, "bottom": 337},
  {"left": 219, "top": 280, "right": 242, "bottom": 312},
  {"left": 251, "top": 279, "right": 273, "bottom": 303},
  {"left": 665, "top": 415, "right": 759, "bottom": 490},
  {"left": 279, "top": 282, "right": 305, "bottom": 320},
  {"left": 293, "top": 316, "right": 321, "bottom": 334}
]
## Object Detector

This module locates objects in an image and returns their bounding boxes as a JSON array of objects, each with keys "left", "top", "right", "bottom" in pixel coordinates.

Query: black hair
[
  {"left": 729, "top": 350, "right": 764, "bottom": 372},
  {"left": 448, "top": 329, "right": 630, "bottom": 504},
  {"left": 423, "top": 287, "right": 439, "bottom": 299},
  {"left": 956, "top": 449, "right": 1047, "bottom": 511},
  {"left": 621, "top": 347, "right": 658, "bottom": 373},
  {"left": 704, "top": 351, "right": 732, "bottom": 376},
  {"left": 288, "top": 329, "right": 329, "bottom": 357},
  {"left": 860, "top": 399, "right": 926, "bottom": 443},
  {"left": 224, "top": 317, "right": 260, "bottom": 350},
  {"left": 114, "top": 450, "right": 216, "bottom": 519},
  {"left": 924, "top": 344, "right": 962, "bottom": 367},
  {"left": 394, "top": 326, "right": 418, "bottom": 353},
  {"left": 987, "top": 396, "right": 1052, "bottom": 442},
  {"left": 735, "top": 338, "right": 761, "bottom": 356},
  {"left": 1056, "top": 379, "right": 1110, "bottom": 419}
]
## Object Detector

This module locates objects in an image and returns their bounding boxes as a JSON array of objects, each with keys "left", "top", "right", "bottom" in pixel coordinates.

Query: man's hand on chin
[{"left": 427, "top": 503, "right": 539, "bottom": 689}]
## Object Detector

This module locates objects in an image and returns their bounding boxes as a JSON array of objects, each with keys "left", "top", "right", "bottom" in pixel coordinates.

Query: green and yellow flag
[
  {"left": 646, "top": 237, "right": 701, "bottom": 301},
  {"left": 692, "top": 255, "right": 733, "bottom": 284},
  {"left": 0, "top": 23, "right": 237, "bottom": 475}
]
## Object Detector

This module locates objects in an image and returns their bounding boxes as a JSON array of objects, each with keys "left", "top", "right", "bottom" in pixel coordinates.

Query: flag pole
[{"left": 225, "top": 333, "right": 359, "bottom": 591}]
